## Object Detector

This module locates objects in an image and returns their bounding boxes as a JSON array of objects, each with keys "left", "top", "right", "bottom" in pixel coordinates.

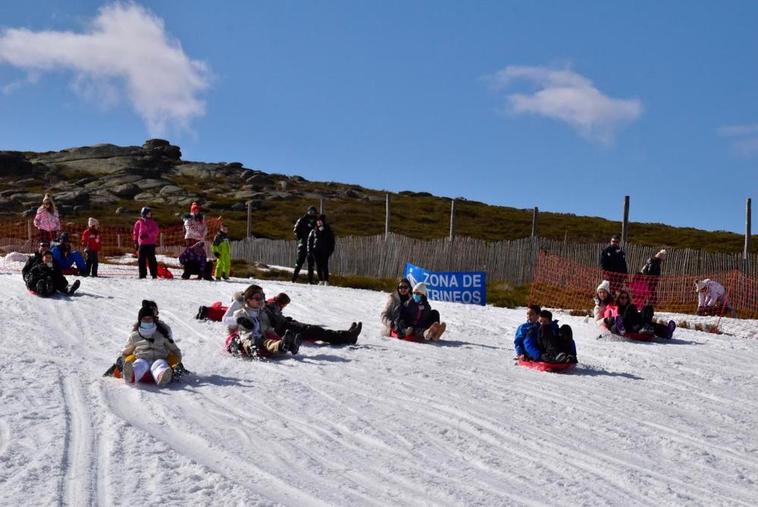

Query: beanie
[
  {"left": 655, "top": 249, "right": 667, "bottom": 260},
  {"left": 307, "top": 206, "right": 318, "bottom": 215},
  {"left": 138, "top": 305, "right": 155, "bottom": 321},
  {"left": 596, "top": 280, "right": 611, "bottom": 294},
  {"left": 88, "top": 217, "right": 99, "bottom": 228},
  {"left": 695, "top": 280, "right": 709, "bottom": 292},
  {"left": 412, "top": 282, "right": 428, "bottom": 297}
]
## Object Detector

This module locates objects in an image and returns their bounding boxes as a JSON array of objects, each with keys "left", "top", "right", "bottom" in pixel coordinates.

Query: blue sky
[{"left": 0, "top": 1, "right": 755, "bottom": 234}]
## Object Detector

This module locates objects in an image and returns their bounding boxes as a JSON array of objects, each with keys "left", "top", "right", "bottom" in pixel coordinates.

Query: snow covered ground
[{"left": 1, "top": 256, "right": 757, "bottom": 506}]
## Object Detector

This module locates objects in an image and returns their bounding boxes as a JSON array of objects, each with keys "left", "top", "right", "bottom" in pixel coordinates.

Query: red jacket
[{"left": 81, "top": 227, "right": 102, "bottom": 252}]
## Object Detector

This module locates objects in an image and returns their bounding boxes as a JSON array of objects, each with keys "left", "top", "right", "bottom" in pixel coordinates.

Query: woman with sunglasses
[
  {"left": 607, "top": 289, "right": 676, "bottom": 339},
  {"left": 33, "top": 194, "right": 61, "bottom": 245},
  {"left": 381, "top": 278, "right": 413, "bottom": 335},
  {"left": 392, "top": 282, "right": 446, "bottom": 341}
]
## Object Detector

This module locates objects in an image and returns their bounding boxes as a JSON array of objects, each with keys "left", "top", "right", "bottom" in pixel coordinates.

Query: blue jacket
[
  {"left": 524, "top": 320, "right": 562, "bottom": 360},
  {"left": 51, "top": 244, "right": 87, "bottom": 272},
  {"left": 514, "top": 321, "right": 539, "bottom": 357}
]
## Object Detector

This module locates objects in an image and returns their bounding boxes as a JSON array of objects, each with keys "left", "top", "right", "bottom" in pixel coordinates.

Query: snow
[{"left": 1, "top": 256, "right": 758, "bottom": 505}]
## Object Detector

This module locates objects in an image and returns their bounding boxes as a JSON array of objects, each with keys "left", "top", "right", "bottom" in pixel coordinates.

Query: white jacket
[
  {"left": 698, "top": 279, "right": 726, "bottom": 307},
  {"left": 222, "top": 292, "right": 245, "bottom": 329}
]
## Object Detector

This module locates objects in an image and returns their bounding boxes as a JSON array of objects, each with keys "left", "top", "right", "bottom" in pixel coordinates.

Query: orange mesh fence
[
  {"left": 0, "top": 218, "right": 221, "bottom": 256},
  {"left": 530, "top": 251, "right": 758, "bottom": 319}
]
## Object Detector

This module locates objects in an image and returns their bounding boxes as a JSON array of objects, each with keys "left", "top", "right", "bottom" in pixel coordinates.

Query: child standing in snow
[
  {"left": 121, "top": 304, "right": 182, "bottom": 386},
  {"left": 183, "top": 201, "right": 208, "bottom": 247},
  {"left": 80, "top": 217, "right": 101, "bottom": 277},
  {"left": 132, "top": 207, "right": 160, "bottom": 279},
  {"left": 212, "top": 222, "right": 231, "bottom": 280},
  {"left": 33, "top": 194, "right": 61, "bottom": 245}
]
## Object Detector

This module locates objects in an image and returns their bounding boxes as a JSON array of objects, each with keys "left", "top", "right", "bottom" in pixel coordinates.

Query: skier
[
  {"left": 121, "top": 304, "right": 182, "bottom": 386},
  {"left": 307, "top": 214, "right": 335, "bottom": 285},
  {"left": 182, "top": 201, "right": 208, "bottom": 247},
  {"left": 132, "top": 207, "right": 160, "bottom": 279},
  {"left": 263, "top": 292, "right": 361, "bottom": 345},
  {"left": 292, "top": 206, "right": 318, "bottom": 283},
  {"left": 380, "top": 277, "right": 412, "bottom": 335},
  {"left": 51, "top": 232, "right": 88, "bottom": 274},
  {"left": 212, "top": 222, "right": 231, "bottom": 280},
  {"left": 24, "top": 250, "right": 80, "bottom": 296},
  {"left": 392, "top": 282, "right": 447, "bottom": 340},
  {"left": 80, "top": 218, "right": 102, "bottom": 277},
  {"left": 226, "top": 285, "right": 302, "bottom": 358},
  {"left": 32, "top": 194, "right": 60, "bottom": 245}
]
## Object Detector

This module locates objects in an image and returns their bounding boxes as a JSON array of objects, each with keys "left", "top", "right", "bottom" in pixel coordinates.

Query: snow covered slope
[{"left": 1, "top": 264, "right": 757, "bottom": 506}]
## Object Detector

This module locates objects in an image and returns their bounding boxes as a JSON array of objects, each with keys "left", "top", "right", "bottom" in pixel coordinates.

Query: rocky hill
[{"left": 0, "top": 139, "right": 753, "bottom": 253}]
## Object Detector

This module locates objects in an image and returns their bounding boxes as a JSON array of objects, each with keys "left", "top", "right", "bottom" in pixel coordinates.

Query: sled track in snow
[{"left": 59, "top": 375, "right": 94, "bottom": 507}]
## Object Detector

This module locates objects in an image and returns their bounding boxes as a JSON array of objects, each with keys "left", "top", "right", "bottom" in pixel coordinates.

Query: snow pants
[
  {"left": 130, "top": 358, "right": 171, "bottom": 385},
  {"left": 138, "top": 244, "right": 158, "bottom": 278},
  {"left": 314, "top": 253, "right": 330, "bottom": 283},
  {"left": 215, "top": 251, "right": 231, "bottom": 279},
  {"left": 56, "top": 251, "right": 87, "bottom": 273},
  {"left": 278, "top": 320, "right": 353, "bottom": 345},
  {"left": 84, "top": 250, "right": 98, "bottom": 277},
  {"left": 292, "top": 242, "right": 314, "bottom": 283}
]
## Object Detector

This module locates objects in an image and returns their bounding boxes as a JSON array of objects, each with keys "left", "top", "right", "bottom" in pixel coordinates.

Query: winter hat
[
  {"left": 655, "top": 249, "right": 667, "bottom": 260},
  {"left": 191, "top": 201, "right": 201, "bottom": 214},
  {"left": 307, "top": 206, "right": 318, "bottom": 215},
  {"left": 88, "top": 217, "right": 99, "bottom": 228},
  {"left": 695, "top": 280, "right": 709, "bottom": 292},
  {"left": 138, "top": 305, "right": 155, "bottom": 321},
  {"left": 596, "top": 280, "right": 611, "bottom": 294},
  {"left": 274, "top": 292, "right": 291, "bottom": 305},
  {"left": 140, "top": 207, "right": 152, "bottom": 218},
  {"left": 412, "top": 282, "right": 428, "bottom": 297}
]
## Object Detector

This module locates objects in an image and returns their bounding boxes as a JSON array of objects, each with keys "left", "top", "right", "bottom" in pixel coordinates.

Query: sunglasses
[
  {"left": 247, "top": 294, "right": 264, "bottom": 301},
  {"left": 398, "top": 285, "right": 410, "bottom": 290}
]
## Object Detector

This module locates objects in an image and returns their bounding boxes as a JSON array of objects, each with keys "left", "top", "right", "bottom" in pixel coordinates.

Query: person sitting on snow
[
  {"left": 392, "top": 282, "right": 447, "bottom": 341},
  {"left": 523, "top": 310, "right": 577, "bottom": 363},
  {"left": 610, "top": 290, "right": 676, "bottom": 339},
  {"left": 22, "top": 242, "right": 47, "bottom": 280},
  {"left": 51, "top": 232, "right": 88, "bottom": 275},
  {"left": 593, "top": 280, "right": 616, "bottom": 330},
  {"left": 226, "top": 285, "right": 301, "bottom": 358},
  {"left": 121, "top": 304, "right": 182, "bottom": 386},
  {"left": 381, "top": 277, "right": 412, "bottom": 335},
  {"left": 514, "top": 304, "right": 541, "bottom": 360},
  {"left": 24, "top": 250, "right": 80, "bottom": 296},
  {"left": 264, "top": 292, "right": 362, "bottom": 345},
  {"left": 179, "top": 240, "right": 213, "bottom": 280},
  {"left": 695, "top": 279, "right": 730, "bottom": 316}
]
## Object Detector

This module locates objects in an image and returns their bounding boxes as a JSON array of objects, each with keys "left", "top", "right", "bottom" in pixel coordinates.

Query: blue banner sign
[{"left": 404, "top": 262, "right": 486, "bottom": 306}]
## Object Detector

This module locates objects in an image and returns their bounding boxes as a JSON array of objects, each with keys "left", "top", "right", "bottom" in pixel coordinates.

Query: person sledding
[
  {"left": 224, "top": 285, "right": 302, "bottom": 359},
  {"left": 391, "top": 282, "right": 446, "bottom": 341},
  {"left": 526, "top": 310, "right": 577, "bottom": 364},
  {"left": 179, "top": 240, "right": 213, "bottom": 280},
  {"left": 119, "top": 303, "right": 184, "bottom": 386},
  {"left": 264, "top": 292, "right": 361, "bottom": 345},
  {"left": 24, "top": 249, "right": 80, "bottom": 296},
  {"left": 606, "top": 290, "right": 676, "bottom": 339},
  {"left": 381, "top": 278, "right": 412, "bottom": 336},
  {"left": 514, "top": 304, "right": 541, "bottom": 359}
]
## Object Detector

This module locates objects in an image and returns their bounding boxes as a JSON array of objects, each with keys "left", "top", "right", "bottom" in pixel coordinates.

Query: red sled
[
  {"left": 389, "top": 329, "right": 426, "bottom": 342},
  {"left": 157, "top": 263, "right": 174, "bottom": 279},
  {"left": 517, "top": 358, "right": 577, "bottom": 372},
  {"left": 616, "top": 331, "right": 655, "bottom": 341}
]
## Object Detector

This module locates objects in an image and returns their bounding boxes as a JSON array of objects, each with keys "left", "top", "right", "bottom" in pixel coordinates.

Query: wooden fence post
[
  {"left": 246, "top": 201, "right": 253, "bottom": 238},
  {"left": 117, "top": 234, "right": 122, "bottom": 250},
  {"left": 385, "top": 193, "right": 391, "bottom": 240},
  {"left": 531, "top": 207, "right": 539, "bottom": 238},
  {"left": 621, "top": 195, "right": 630, "bottom": 246},
  {"left": 449, "top": 198, "right": 456, "bottom": 242},
  {"left": 745, "top": 197, "right": 752, "bottom": 271},
  {"left": 160, "top": 233, "right": 165, "bottom": 251}
]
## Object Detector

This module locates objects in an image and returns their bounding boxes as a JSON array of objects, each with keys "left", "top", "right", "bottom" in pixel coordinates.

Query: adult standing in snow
[
  {"left": 637, "top": 249, "right": 667, "bottom": 305},
  {"left": 308, "top": 214, "right": 335, "bottom": 285},
  {"left": 599, "top": 235, "right": 628, "bottom": 295},
  {"left": 695, "top": 279, "right": 729, "bottom": 315},
  {"left": 292, "top": 206, "right": 318, "bottom": 283},
  {"left": 381, "top": 277, "right": 413, "bottom": 335},
  {"left": 80, "top": 217, "right": 102, "bottom": 277},
  {"left": 121, "top": 305, "right": 182, "bottom": 386},
  {"left": 392, "top": 282, "right": 447, "bottom": 340},
  {"left": 132, "top": 207, "right": 160, "bottom": 279},
  {"left": 33, "top": 194, "right": 61, "bottom": 245},
  {"left": 183, "top": 201, "right": 208, "bottom": 247}
]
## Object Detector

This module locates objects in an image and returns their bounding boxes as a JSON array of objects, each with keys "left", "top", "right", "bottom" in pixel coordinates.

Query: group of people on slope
[
  {"left": 22, "top": 242, "right": 81, "bottom": 297},
  {"left": 514, "top": 305, "right": 578, "bottom": 364},
  {"left": 292, "top": 206, "right": 335, "bottom": 285},
  {"left": 593, "top": 280, "right": 676, "bottom": 338},
  {"left": 380, "top": 278, "right": 447, "bottom": 341}
]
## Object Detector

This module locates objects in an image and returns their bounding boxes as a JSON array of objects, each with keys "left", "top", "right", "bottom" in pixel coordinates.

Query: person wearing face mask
[
  {"left": 24, "top": 250, "right": 80, "bottom": 296},
  {"left": 307, "top": 214, "right": 335, "bottom": 286},
  {"left": 227, "top": 285, "right": 302, "bottom": 358},
  {"left": 121, "top": 305, "right": 183, "bottom": 386},
  {"left": 392, "top": 282, "right": 447, "bottom": 341},
  {"left": 381, "top": 278, "right": 413, "bottom": 335}
]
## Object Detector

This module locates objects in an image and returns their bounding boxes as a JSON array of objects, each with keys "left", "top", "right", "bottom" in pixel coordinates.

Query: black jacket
[
  {"left": 307, "top": 224, "right": 335, "bottom": 257},
  {"left": 293, "top": 214, "right": 317, "bottom": 243},
  {"left": 25, "top": 262, "right": 67, "bottom": 293},
  {"left": 22, "top": 253, "right": 43, "bottom": 281},
  {"left": 393, "top": 297, "right": 435, "bottom": 331},
  {"left": 640, "top": 257, "right": 661, "bottom": 276},
  {"left": 599, "top": 245, "right": 628, "bottom": 273}
]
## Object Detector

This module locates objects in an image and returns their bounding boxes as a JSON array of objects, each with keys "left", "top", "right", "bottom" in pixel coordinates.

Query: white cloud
[
  {"left": 718, "top": 124, "right": 758, "bottom": 156},
  {"left": 488, "top": 65, "right": 642, "bottom": 144},
  {"left": 0, "top": 2, "right": 210, "bottom": 136}
]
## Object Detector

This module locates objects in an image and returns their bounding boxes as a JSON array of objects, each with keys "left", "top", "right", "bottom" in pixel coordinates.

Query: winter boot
[
  {"left": 67, "top": 279, "right": 81, "bottom": 295},
  {"left": 614, "top": 316, "right": 626, "bottom": 335},
  {"left": 346, "top": 322, "right": 362, "bottom": 344},
  {"left": 195, "top": 306, "right": 209, "bottom": 320},
  {"left": 666, "top": 320, "right": 676, "bottom": 339},
  {"left": 281, "top": 330, "right": 302, "bottom": 355},
  {"left": 122, "top": 360, "right": 135, "bottom": 384},
  {"left": 156, "top": 367, "right": 173, "bottom": 387}
]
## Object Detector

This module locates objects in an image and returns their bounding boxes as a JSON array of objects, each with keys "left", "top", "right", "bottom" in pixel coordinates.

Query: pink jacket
[
  {"left": 132, "top": 218, "right": 160, "bottom": 246},
  {"left": 33, "top": 207, "right": 61, "bottom": 233}
]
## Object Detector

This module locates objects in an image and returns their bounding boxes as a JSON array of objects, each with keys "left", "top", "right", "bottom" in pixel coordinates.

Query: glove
[{"left": 236, "top": 316, "right": 254, "bottom": 329}]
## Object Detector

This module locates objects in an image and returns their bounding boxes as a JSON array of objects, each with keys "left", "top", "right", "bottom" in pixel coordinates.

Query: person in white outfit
[
  {"left": 122, "top": 305, "right": 182, "bottom": 386},
  {"left": 695, "top": 279, "right": 728, "bottom": 315}
]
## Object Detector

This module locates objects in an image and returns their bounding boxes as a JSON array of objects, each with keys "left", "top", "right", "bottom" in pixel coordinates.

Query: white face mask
[
  {"left": 139, "top": 322, "right": 157, "bottom": 337},
  {"left": 45, "top": 262, "right": 53, "bottom": 268}
]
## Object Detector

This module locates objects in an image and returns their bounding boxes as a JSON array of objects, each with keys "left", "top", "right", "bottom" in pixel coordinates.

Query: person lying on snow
[
  {"left": 51, "top": 232, "right": 88, "bottom": 275},
  {"left": 121, "top": 304, "right": 183, "bottom": 386},
  {"left": 179, "top": 240, "right": 214, "bottom": 280},
  {"left": 381, "top": 277, "right": 412, "bottom": 335},
  {"left": 606, "top": 290, "right": 676, "bottom": 339},
  {"left": 264, "top": 292, "right": 362, "bottom": 345},
  {"left": 516, "top": 310, "right": 577, "bottom": 363},
  {"left": 225, "top": 285, "right": 302, "bottom": 358},
  {"left": 392, "top": 282, "right": 447, "bottom": 341},
  {"left": 24, "top": 250, "right": 80, "bottom": 296}
]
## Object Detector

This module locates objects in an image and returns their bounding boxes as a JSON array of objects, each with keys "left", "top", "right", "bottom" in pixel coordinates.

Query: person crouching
[{"left": 121, "top": 305, "right": 182, "bottom": 386}]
